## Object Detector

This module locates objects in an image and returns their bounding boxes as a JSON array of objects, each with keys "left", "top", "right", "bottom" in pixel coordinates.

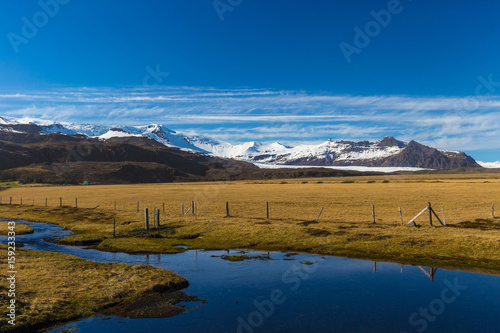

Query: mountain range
[{"left": 0, "top": 116, "right": 483, "bottom": 170}]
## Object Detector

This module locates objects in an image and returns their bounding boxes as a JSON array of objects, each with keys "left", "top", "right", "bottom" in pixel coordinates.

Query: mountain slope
[{"left": 0, "top": 132, "right": 258, "bottom": 184}]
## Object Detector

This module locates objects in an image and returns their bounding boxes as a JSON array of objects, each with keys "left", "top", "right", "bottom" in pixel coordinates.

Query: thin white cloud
[{"left": 0, "top": 86, "right": 499, "bottom": 154}]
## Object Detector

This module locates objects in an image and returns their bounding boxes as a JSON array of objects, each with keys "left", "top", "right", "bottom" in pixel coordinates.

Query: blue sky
[{"left": 0, "top": 0, "right": 499, "bottom": 161}]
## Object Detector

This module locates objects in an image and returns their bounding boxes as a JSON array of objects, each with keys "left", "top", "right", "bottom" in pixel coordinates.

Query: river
[{"left": 2, "top": 220, "right": 500, "bottom": 332}]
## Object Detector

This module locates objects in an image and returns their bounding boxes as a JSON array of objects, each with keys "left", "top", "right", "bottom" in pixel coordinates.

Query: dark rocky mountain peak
[{"left": 378, "top": 136, "right": 406, "bottom": 148}]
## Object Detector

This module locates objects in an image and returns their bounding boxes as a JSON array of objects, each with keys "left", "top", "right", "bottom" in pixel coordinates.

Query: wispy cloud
[{"left": 0, "top": 86, "right": 499, "bottom": 155}]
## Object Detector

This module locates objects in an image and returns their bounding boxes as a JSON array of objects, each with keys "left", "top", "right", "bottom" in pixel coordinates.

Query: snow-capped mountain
[
  {"left": 247, "top": 137, "right": 406, "bottom": 165},
  {"left": 0, "top": 116, "right": 483, "bottom": 169}
]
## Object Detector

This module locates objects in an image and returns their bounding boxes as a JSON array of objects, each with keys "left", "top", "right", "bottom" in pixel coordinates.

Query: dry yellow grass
[
  {"left": 0, "top": 245, "right": 188, "bottom": 332},
  {"left": 0, "top": 173, "right": 500, "bottom": 273},
  {"left": 2, "top": 173, "right": 499, "bottom": 225}
]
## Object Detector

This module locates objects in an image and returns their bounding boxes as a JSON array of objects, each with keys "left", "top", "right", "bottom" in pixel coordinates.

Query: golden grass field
[
  {"left": 2, "top": 173, "right": 499, "bottom": 226},
  {"left": 0, "top": 173, "right": 500, "bottom": 330},
  {"left": 0, "top": 173, "right": 499, "bottom": 272}
]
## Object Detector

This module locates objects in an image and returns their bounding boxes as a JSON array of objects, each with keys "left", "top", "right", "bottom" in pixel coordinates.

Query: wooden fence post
[
  {"left": 32, "top": 198, "right": 34, "bottom": 206},
  {"left": 182, "top": 203, "right": 184, "bottom": 215},
  {"left": 316, "top": 207, "right": 324, "bottom": 222},
  {"left": 266, "top": 202, "right": 269, "bottom": 219},
  {"left": 192, "top": 201, "right": 195, "bottom": 215},
  {"left": 137, "top": 201, "right": 139, "bottom": 212},
  {"left": 428, "top": 202, "right": 433, "bottom": 226},
  {"left": 162, "top": 203, "right": 165, "bottom": 214},
  {"left": 60, "top": 197, "right": 62, "bottom": 207},
  {"left": 194, "top": 202, "right": 197, "bottom": 220},
  {"left": 157, "top": 209, "right": 160, "bottom": 228},
  {"left": 75, "top": 198, "right": 78, "bottom": 208},
  {"left": 492, "top": 201, "right": 495, "bottom": 218},
  {"left": 113, "top": 219, "right": 116, "bottom": 237},
  {"left": 372, "top": 205, "right": 376, "bottom": 224},
  {"left": 399, "top": 207, "right": 403, "bottom": 225},
  {"left": 10, "top": 197, "right": 12, "bottom": 205},
  {"left": 144, "top": 208, "right": 149, "bottom": 230},
  {"left": 442, "top": 208, "right": 446, "bottom": 226},
  {"left": 226, "top": 202, "right": 229, "bottom": 217}
]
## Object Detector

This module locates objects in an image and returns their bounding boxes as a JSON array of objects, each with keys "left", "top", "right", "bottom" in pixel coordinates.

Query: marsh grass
[
  {"left": 0, "top": 221, "right": 33, "bottom": 235},
  {"left": 0, "top": 246, "right": 188, "bottom": 332}
]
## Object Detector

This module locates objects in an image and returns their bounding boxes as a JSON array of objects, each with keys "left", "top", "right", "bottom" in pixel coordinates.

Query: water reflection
[{"left": 375, "top": 261, "right": 438, "bottom": 282}]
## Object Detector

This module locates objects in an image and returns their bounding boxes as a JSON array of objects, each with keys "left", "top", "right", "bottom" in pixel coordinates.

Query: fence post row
[{"left": 9, "top": 193, "right": 500, "bottom": 229}]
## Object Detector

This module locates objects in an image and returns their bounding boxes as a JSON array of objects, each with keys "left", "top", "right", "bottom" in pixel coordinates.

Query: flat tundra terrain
[
  {"left": 4, "top": 174, "right": 499, "bottom": 225},
  {"left": 1, "top": 173, "right": 500, "bottom": 272}
]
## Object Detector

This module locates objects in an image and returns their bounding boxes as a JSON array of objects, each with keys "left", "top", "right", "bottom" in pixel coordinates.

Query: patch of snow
[
  {"left": 252, "top": 162, "right": 430, "bottom": 173},
  {"left": 438, "top": 149, "right": 461, "bottom": 156},
  {"left": 0, "top": 127, "right": 22, "bottom": 133},
  {"left": 478, "top": 161, "right": 500, "bottom": 168},
  {"left": 0, "top": 116, "right": 19, "bottom": 124},
  {"left": 97, "top": 130, "right": 142, "bottom": 140}
]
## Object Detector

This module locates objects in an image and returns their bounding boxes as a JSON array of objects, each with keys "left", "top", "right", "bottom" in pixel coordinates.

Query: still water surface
[{"left": 2, "top": 220, "right": 500, "bottom": 333}]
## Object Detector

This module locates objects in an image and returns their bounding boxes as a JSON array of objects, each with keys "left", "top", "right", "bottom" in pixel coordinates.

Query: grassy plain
[{"left": 1, "top": 172, "right": 499, "bottom": 273}]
